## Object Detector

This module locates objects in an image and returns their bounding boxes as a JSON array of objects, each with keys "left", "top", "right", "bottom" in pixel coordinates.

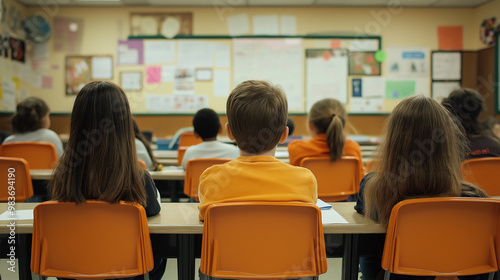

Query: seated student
[
  {"left": 181, "top": 108, "right": 239, "bottom": 170},
  {"left": 481, "top": 116, "right": 500, "bottom": 143},
  {"left": 354, "top": 95, "right": 488, "bottom": 280},
  {"left": 3, "top": 96, "right": 64, "bottom": 157},
  {"left": 442, "top": 88, "right": 500, "bottom": 159},
  {"left": 133, "top": 118, "right": 162, "bottom": 171},
  {"left": 49, "top": 81, "right": 165, "bottom": 280},
  {"left": 198, "top": 80, "right": 318, "bottom": 222},
  {"left": 288, "top": 98, "right": 363, "bottom": 176}
]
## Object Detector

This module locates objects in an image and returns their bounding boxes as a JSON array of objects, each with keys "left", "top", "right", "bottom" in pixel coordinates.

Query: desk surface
[{"left": 0, "top": 202, "right": 385, "bottom": 235}]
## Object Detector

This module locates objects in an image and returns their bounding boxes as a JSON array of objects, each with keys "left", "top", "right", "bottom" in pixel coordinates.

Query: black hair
[
  {"left": 193, "top": 108, "right": 220, "bottom": 140},
  {"left": 441, "top": 88, "right": 484, "bottom": 138},
  {"left": 286, "top": 118, "right": 295, "bottom": 136},
  {"left": 12, "top": 97, "right": 49, "bottom": 133}
]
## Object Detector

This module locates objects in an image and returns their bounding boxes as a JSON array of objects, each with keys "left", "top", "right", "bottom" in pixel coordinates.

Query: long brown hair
[
  {"left": 308, "top": 98, "right": 346, "bottom": 161},
  {"left": 50, "top": 81, "right": 147, "bottom": 206},
  {"left": 364, "top": 95, "right": 487, "bottom": 228}
]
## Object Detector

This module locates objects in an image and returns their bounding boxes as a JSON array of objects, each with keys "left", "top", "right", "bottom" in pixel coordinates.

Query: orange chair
[
  {"left": 461, "top": 157, "right": 500, "bottom": 196},
  {"left": 300, "top": 156, "right": 362, "bottom": 202},
  {"left": 31, "top": 200, "right": 154, "bottom": 279},
  {"left": 0, "top": 157, "right": 34, "bottom": 201},
  {"left": 382, "top": 197, "right": 500, "bottom": 280},
  {"left": 0, "top": 142, "right": 58, "bottom": 169},
  {"left": 184, "top": 158, "right": 231, "bottom": 201},
  {"left": 200, "top": 202, "right": 327, "bottom": 279},
  {"left": 138, "top": 159, "right": 147, "bottom": 169},
  {"left": 177, "top": 146, "right": 188, "bottom": 166},
  {"left": 179, "top": 131, "right": 202, "bottom": 147}
]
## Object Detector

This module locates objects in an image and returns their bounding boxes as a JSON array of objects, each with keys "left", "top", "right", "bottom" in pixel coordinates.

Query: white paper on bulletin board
[
  {"left": 305, "top": 49, "right": 348, "bottom": 111},
  {"left": 431, "top": 52, "right": 461, "bottom": 80},
  {"left": 432, "top": 81, "right": 461, "bottom": 103},
  {"left": 233, "top": 38, "right": 304, "bottom": 112},
  {"left": 386, "top": 47, "right": 429, "bottom": 78}
]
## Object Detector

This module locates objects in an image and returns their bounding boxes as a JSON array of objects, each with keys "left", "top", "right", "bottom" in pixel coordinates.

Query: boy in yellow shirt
[{"left": 198, "top": 80, "right": 318, "bottom": 221}]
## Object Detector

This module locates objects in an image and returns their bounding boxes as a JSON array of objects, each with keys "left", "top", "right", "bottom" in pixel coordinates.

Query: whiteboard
[{"left": 232, "top": 38, "right": 304, "bottom": 112}]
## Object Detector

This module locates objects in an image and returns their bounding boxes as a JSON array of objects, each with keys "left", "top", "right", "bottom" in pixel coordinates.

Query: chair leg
[
  {"left": 384, "top": 270, "right": 390, "bottom": 280},
  {"left": 144, "top": 272, "right": 150, "bottom": 280},
  {"left": 488, "top": 272, "right": 495, "bottom": 280},
  {"left": 31, "top": 272, "right": 45, "bottom": 280}
]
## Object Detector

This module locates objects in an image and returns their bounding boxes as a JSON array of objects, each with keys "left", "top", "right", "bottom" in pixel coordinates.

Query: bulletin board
[{"left": 115, "top": 35, "right": 385, "bottom": 115}]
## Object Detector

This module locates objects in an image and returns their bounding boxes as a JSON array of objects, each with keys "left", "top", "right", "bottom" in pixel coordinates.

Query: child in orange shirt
[
  {"left": 198, "top": 80, "right": 318, "bottom": 221},
  {"left": 288, "top": 98, "right": 364, "bottom": 176}
]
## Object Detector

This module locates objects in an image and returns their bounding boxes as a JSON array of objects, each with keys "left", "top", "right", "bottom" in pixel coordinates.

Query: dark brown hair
[
  {"left": 132, "top": 118, "right": 159, "bottom": 169},
  {"left": 11, "top": 97, "right": 49, "bottom": 133},
  {"left": 308, "top": 98, "right": 346, "bottom": 161},
  {"left": 50, "top": 81, "right": 147, "bottom": 206},
  {"left": 226, "top": 80, "right": 288, "bottom": 154},
  {"left": 364, "top": 95, "right": 487, "bottom": 228}
]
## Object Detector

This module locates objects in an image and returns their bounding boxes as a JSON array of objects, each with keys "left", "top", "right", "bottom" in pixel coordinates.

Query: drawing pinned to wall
[
  {"left": 91, "top": 56, "right": 113, "bottom": 80},
  {"left": 120, "top": 71, "right": 142, "bottom": 91},
  {"left": 174, "top": 68, "right": 195, "bottom": 94},
  {"left": 130, "top": 13, "right": 192, "bottom": 38},
  {"left": 480, "top": 17, "right": 499, "bottom": 46},
  {"left": 10, "top": 37, "right": 24, "bottom": 62},
  {"left": 350, "top": 97, "right": 383, "bottom": 113},
  {"left": 117, "top": 40, "right": 143, "bottom": 65},
  {"left": 53, "top": 17, "right": 83, "bottom": 53},
  {"left": 386, "top": 47, "right": 429, "bottom": 78},
  {"left": 146, "top": 94, "right": 207, "bottom": 112},
  {"left": 65, "top": 56, "right": 91, "bottom": 95},
  {"left": 146, "top": 66, "right": 161, "bottom": 84},
  {"left": 348, "top": 52, "right": 380, "bottom": 75}
]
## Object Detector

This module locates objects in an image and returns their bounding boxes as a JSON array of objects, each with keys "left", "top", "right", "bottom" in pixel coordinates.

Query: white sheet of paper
[
  {"left": 120, "top": 72, "right": 142, "bottom": 91},
  {"left": 432, "top": 81, "right": 461, "bottom": 103},
  {"left": 350, "top": 97, "right": 384, "bottom": 113},
  {"left": 0, "top": 210, "right": 34, "bottom": 220},
  {"left": 91, "top": 57, "right": 113, "bottom": 79},
  {"left": 118, "top": 48, "right": 139, "bottom": 65},
  {"left": 213, "top": 70, "right": 231, "bottom": 97},
  {"left": 214, "top": 44, "right": 231, "bottom": 68},
  {"left": 280, "top": 15, "right": 297, "bottom": 36},
  {"left": 161, "top": 65, "right": 176, "bottom": 82},
  {"left": 196, "top": 69, "right": 212, "bottom": 81},
  {"left": 253, "top": 15, "right": 279, "bottom": 35},
  {"left": 432, "top": 52, "right": 461, "bottom": 80},
  {"left": 227, "top": 14, "right": 249, "bottom": 36},
  {"left": 321, "top": 209, "right": 348, "bottom": 224},
  {"left": 144, "top": 40, "right": 176, "bottom": 64},
  {"left": 177, "top": 40, "right": 214, "bottom": 68},
  {"left": 362, "top": 77, "right": 385, "bottom": 98},
  {"left": 316, "top": 199, "right": 332, "bottom": 210}
]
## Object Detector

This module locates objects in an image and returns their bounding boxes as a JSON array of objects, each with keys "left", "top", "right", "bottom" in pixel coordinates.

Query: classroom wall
[{"left": 1, "top": 1, "right": 499, "bottom": 137}]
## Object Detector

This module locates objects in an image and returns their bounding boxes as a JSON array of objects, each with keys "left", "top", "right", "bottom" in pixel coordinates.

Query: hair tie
[{"left": 329, "top": 114, "right": 336, "bottom": 120}]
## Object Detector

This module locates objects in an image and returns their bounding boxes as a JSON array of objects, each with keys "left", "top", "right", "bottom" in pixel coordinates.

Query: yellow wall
[{"left": 9, "top": 3, "right": 486, "bottom": 113}]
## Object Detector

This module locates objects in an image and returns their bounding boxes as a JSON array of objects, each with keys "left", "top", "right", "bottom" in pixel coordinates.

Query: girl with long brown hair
[
  {"left": 354, "top": 95, "right": 487, "bottom": 280},
  {"left": 50, "top": 81, "right": 164, "bottom": 279},
  {"left": 288, "top": 98, "right": 363, "bottom": 176}
]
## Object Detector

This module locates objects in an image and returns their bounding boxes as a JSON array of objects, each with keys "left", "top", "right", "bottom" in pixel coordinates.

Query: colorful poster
[
  {"left": 349, "top": 52, "right": 380, "bottom": 75},
  {"left": 117, "top": 40, "right": 143, "bottom": 65},
  {"left": 386, "top": 47, "right": 429, "bottom": 78},
  {"left": 10, "top": 38, "right": 25, "bottom": 62},
  {"left": 65, "top": 56, "right": 91, "bottom": 95},
  {"left": 146, "top": 66, "right": 161, "bottom": 84}
]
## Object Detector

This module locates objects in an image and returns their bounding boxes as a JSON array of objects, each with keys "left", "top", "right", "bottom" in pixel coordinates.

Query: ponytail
[{"left": 326, "top": 114, "right": 345, "bottom": 162}]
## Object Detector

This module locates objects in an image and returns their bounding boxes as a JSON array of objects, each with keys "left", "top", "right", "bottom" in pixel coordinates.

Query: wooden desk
[{"left": 0, "top": 202, "right": 383, "bottom": 280}]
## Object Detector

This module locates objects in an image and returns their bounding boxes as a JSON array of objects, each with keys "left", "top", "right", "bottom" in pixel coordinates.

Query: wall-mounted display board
[{"left": 431, "top": 51, "right": 462, "bottom": 102}]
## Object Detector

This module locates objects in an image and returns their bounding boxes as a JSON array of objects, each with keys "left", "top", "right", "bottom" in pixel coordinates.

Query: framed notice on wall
[
  {"left": 65, "top": 56, "right": 92, "bottom": 95},
  {"left": 120, "top": 71, "right": 143, "bottom": 91}
]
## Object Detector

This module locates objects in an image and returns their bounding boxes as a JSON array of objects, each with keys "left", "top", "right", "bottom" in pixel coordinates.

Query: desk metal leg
[
  {"left": 342, "top": 234, "right": 359, "bottom": 280},
  {"left": 177, "top": 234, "right": 195, "bottom": 280},
  {"left": 18, "top": 234, "right": 32, "bottom": 280}
]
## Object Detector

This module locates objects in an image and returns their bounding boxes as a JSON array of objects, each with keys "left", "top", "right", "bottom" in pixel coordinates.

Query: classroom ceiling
[{"left": 14, "top": 0, "right": 493, "bottom": 7}]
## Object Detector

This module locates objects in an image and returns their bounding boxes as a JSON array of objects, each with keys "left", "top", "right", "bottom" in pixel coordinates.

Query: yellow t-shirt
[{"left": 198, "top": 156, "right": 318, "bottom": 221}]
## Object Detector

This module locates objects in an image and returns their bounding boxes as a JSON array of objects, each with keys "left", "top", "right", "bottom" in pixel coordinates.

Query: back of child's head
[
  {"left": 441, "top": 88, "right": 484, "bottom": 137},
  {"left": 365, "top": 95, "right": 488, "bottom": 228},
  {"left": 193, "top": 108, "right": 220, "bottom": 140},
  {"left": 51, "top": 81, "right": 146, "bottom": 205},
  {"left": 12, "top": 96, "right": 49, "bottom": 133},
  {"left": 308, "top": 98, "right": 346, "bottom": 161},
  {"left": 226, "top": 80, "right": 287, "bottom": 154},
  {"left": 286, "top": 118, "right": 295, "bottom": 136}
]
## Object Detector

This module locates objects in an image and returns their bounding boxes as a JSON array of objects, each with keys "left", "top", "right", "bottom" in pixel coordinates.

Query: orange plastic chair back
[
  {"left": 184, "top": 158, "right": 231, "bottom": 201},
  {"left": 382, "top": 197, "right": 500, "bottom": 279},
  {"left": 461, "top": 158, "right": 500, "bottom": 196},
  {"left": 177, "top": 146, "right": 188, "bottom": 166},
  {"left": 179, "top": 131, "right": 202, "bottom": 147},
  {"left": 138, "top": 159, "right": 147, "bottom": 169},
  {"left": 31, "top": 200, "right": 154, "bottom": 279},
  {"left": 299, "top": 156, "right": 361, "bottom": 201},
  {"left": 0, "top": 157, "right": 34, "bottom": 201},
  {"left": 0, "top": 142, "right": 58, "bottom": 169},
  {"left": 200, "top": 202, "right": 327, "bottom": 279}
]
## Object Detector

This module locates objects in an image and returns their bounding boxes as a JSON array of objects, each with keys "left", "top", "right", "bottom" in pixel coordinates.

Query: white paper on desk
[
  {"left": 0, "top": 210, "right": 34, "bottom": 220},
  {"left": 227, "top": 14, "right": 249, "bottom": 36},
  {"left": 253, "top": 15, "right": 279, "bottom": 35},
  {"left": 321, "top": 209, "right": 348, "bottom": 224},
  {"left": 316, "top": 199, "right": 332, "bottom": 210}
]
